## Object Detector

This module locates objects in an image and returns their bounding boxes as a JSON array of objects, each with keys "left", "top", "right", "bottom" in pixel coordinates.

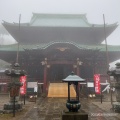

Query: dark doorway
[{"left": 49, "top": 64, "right": 72, "bottom": 82}]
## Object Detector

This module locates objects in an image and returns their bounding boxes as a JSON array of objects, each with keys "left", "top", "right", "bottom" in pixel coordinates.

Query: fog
[
  {"left": 0, "top": 0, "right": 120, "bottom": 45},
  {"left": 0, "top": 0, "right": 120, "bottom": 66}
]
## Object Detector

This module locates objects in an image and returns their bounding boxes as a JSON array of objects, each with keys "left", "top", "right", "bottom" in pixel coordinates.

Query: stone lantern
[
  {"left": 107, "top": 62, "right": 120, "bottom": 112},
  {"left": 62, "top": 72, "right": 85, "bottom": 112},
  {"left": 3, "top": 63, "right": 26, "bottom": 115}
]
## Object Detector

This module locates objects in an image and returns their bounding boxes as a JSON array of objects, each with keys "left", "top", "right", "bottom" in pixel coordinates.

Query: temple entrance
[{"left": 49, "top": 64, "right": 72, "bottom": 82}]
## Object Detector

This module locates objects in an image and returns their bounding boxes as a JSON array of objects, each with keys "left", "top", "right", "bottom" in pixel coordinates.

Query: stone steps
[{"left": 47, "top": 83, "right": 76, "bottom": 98}]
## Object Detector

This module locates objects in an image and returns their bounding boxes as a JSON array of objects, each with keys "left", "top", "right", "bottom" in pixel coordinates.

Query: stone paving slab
[
  {"left": 92, "top": 101, "right": 120, "bottom": 119},
  {"left": 0, "top": 94, "right": 9, "bottom": 110},
  {"left": 0, "top": 94, "right": 120, "bottom": 120}
]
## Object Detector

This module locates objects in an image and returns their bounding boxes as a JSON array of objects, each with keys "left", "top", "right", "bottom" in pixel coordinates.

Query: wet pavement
[
  {"left": 0, "top": 94, "right": 120, "bottom": 120},
  {"left": 20, "top": 97, "right": 120, "bottom": 120}
]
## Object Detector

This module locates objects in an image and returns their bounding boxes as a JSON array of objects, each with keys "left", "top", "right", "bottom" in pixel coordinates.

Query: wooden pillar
[
  {"left": 76, "top": 82, "right": 79, "bottom": 101},
  {"left": 43, "top": 65, "right": 47, "bottom": 92},
  {"left": 68, "top": 82, "right": 70, "bottom": 101},
  {"left": 77, "top": 66, "right": 80, "bottom": 76},
  {"left": 76, "top": 67, "right": 80, "bottom": 98}
]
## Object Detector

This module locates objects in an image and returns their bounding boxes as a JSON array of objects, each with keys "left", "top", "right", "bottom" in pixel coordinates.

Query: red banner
[
  {"left": 20, "top": 76, "right": 27, "bottom": 95},
  {"left": 94, "top": 74, "right": 101, "bottom": 94}
]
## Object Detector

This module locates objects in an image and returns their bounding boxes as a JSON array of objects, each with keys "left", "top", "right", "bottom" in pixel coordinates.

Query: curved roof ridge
[
  {"left": 2, "top": 21, "right": 30, "bottom": 26},
  {"left": 41, "top": 41, "right": 96, "bottom": 50},
  {"left": 1, "top": 42, "right": 120, "bottom": 52}
]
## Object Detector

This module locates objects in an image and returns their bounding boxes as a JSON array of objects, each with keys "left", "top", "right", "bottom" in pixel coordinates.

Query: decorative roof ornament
[{"left": 56, "top": 47, "right": 69, "bottom": 51}]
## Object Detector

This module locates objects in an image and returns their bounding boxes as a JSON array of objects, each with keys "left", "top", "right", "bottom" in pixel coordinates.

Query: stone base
[
  {"left": 62, "top": 110, "right": 88, "bottom": 120},
  {"left": 3, "top": 103, "right": 23, "bottom": 113},
  {"left": 112, "top": 102, "right": 120, "bottom": 113}
]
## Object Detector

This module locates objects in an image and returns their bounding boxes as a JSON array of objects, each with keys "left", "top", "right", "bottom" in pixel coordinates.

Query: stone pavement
[
  {"left": 21, "top": 97, "right": 120, "bottom": 120},
  {"left": 0, "top": 94, "right": 35, "bottom": 111},
  {"left": 0, "top": 94, "right": 9, "bottom": 111},
  {"left": 0, "top": 94, "right": 120, "bottom": 120},
  {"left": 87, "top": 93, "right": 120, "bottom": 120},
  {"left": 0, "top": 94, "right": 36, "bottom": 120},
  {"left": 92, "top": 101, "right": 120, "bottom": 119}
]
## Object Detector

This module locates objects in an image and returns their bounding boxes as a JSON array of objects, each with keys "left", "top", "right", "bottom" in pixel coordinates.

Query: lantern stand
[
  {"left": 3, "top": 63, "right": 26, "bottom": 116},
  {"left": 62, "top": 72, "right": 88, "bottom": 120},
  {"left": 107, "top": 62, "right": 120, "bottom": 112}
]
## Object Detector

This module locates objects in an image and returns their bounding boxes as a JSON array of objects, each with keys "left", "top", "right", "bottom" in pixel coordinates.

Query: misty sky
[
  {"left": 0, "top": 0, "right": 120, "bottom": 66},
  {"left": 0, "top": 0, "right": 120, "bottom": 45}
]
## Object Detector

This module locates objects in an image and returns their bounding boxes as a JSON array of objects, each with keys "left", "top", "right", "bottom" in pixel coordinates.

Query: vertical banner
[
  {"left": 20, "top": 76, "right": 27, "bottom": 95},
  {"left": 94, "top": 74, "right": 101, "bottom": 94}
]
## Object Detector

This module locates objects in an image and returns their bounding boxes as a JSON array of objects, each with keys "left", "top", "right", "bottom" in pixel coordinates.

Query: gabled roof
[{"left": 2, "top": 13, "right": 118, "bottom": 45}]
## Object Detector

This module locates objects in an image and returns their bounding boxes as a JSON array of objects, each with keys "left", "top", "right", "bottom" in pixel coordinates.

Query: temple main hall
[{"left": 0, "top": 13, "right": 120, "bottom": 92}]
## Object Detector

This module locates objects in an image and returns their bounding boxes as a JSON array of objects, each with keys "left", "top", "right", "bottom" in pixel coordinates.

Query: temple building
[{"left": 0, "top": 13, "right": 120, "bottom": 91}]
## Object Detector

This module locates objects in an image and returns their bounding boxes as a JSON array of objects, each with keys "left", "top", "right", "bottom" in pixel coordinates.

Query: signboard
[
  {"left": 87, "top": 82, "right": 94, "bottom": 87},
  {"left": 20, "top": 76, "right": 27, "bottom": 95},
  {"left": 0, "top": 83, "right": 7, "bottom": 85},
  {"left": 27, "top": 82, "right": 37, "bottom": 88},
  {"left": 94, "top": 74, "right": 101, "bottom": 94}
]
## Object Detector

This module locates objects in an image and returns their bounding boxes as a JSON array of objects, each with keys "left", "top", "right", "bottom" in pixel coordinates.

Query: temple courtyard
[{"left": 0, "top": 94, "right": 120, "bottom": 120}]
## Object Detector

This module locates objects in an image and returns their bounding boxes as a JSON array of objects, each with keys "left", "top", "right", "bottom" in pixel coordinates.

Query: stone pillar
[{"left": 113, "top": 82, "right": 120, "bottom": 102}]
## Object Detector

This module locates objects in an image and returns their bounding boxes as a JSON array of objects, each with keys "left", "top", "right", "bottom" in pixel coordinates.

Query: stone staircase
[{"left": 47, "top": 83, "right": 76, "bottom": 98}]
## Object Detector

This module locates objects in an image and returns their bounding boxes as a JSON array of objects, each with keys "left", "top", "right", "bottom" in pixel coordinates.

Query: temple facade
[{"left": 0, "top": 13, "right": 120, "bottom": 91}]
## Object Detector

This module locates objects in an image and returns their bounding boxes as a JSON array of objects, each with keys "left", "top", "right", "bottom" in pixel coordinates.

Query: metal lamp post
[
  {"left": 4, "top": 63, "right": 26, "bottom": 116},
  {"left": 107, "top": 62, "right": 120, "bottom": 112},
  {"left": 62, "top": 72, "right": 85, "bottom": 112}
]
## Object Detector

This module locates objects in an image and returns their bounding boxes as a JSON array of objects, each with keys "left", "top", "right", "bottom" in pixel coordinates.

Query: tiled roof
[
  {"left": 29, "top": 13, "right": 117, "bottom": 27},
  {"left": 0, "top": 42, "right": 120, "bottom": 52},
  {"left": 2, "top": 14, "right": 118, "bottom": 45}
]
